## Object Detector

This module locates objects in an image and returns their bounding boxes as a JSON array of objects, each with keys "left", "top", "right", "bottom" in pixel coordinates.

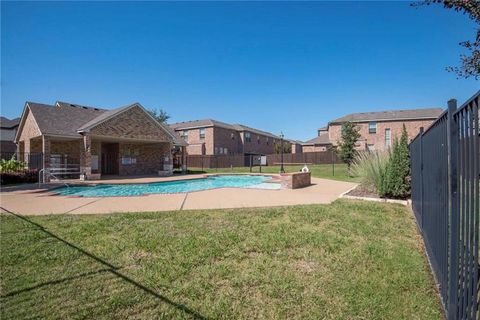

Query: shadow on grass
[{"left": 0, "top": 207, "right": 208, "bottom": 320}]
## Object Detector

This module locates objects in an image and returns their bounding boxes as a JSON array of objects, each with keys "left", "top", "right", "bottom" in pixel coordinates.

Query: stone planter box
[{"left": 280, "top": 172, "right": 311, "bottom": 189}]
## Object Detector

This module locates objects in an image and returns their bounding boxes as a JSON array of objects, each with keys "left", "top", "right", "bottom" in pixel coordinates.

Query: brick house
[
  {"left": 15, "top": 101, "right": 187, "bottom": 179},
  {"left": 170, "top": 119, "right": 287, "bottom": 156},
  {"left": 305, "top": 108, "right": 443, "bottom": 152},
  {"left": 301, "top": 133, "right": 332, "bottom": 152},
  {"left": 0, "top": 116, "right": 20, "bottom": 154}
]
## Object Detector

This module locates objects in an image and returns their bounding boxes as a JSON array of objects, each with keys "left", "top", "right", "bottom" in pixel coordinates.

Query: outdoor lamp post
[{"left": 280, "top": 132, "right": 285, "bottom": 173}]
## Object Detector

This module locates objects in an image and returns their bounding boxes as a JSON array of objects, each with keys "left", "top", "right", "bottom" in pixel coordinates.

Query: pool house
[{"left": 15, "top": 101, "right": 187, "bottom": 180}]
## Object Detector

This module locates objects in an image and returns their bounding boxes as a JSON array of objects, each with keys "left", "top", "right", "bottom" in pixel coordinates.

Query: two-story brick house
[
  {"left": 170, "top": 119, "right": 284, "bottom": 156},
  {"left": 304, "top": 108, "right": 443, "bottom": 152}
]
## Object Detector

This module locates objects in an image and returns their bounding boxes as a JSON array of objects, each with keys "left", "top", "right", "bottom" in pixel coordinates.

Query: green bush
[
  {"left": 352, "top": 150, "right": 390, "bottom": 195},
  {"left": 0, "top": 156, "right": 25, "bottom": 173},
  {"left": 382, "top": 125, "right": 411, "bottom": 198}
]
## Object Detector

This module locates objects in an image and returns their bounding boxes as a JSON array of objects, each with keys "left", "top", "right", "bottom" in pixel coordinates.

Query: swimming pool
[{"left": 54, "top": 175, "right": 281, "bottom": 197}]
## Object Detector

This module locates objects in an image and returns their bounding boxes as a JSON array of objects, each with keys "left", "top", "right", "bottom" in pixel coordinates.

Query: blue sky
[{"left": 1, "top": 1, "right": 478, "bottom": 141}]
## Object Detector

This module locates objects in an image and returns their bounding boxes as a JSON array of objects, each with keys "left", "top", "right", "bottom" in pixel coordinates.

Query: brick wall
[
  {"left": 328, "top": 119, "right": 437, "bottom": 151},
  {"left": 240, "top": 131, "right": 277, "bottom": 155},
  {"left": 17, "top": 108, "right": 42, "bottom": 154},
  {"left": 213, "top": 127, "right": 241, "bottom": 155},
  {"left": 90, "top": 106, "right": 173, "bottom": 142},
  {"left": 118, "top": 142, "right": 171, "bottom": 175}
]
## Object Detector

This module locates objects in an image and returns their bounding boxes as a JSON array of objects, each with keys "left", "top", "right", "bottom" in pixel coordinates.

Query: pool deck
[{"left": 0, "top": 174, "right": 357, "bottom": 215}]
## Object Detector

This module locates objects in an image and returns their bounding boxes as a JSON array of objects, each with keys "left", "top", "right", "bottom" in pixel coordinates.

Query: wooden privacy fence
[
  {"left": 265, "top": 150, "right": 341, "bottom": 165},
  {"left": 185, "top": 151, "right": 341, "bottom": 169},
  {"left": 409, "top": 90, "right": 479, "bottom": 320}
]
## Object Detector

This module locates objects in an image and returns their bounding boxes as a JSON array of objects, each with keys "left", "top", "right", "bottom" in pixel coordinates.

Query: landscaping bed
[{"left": 0, "top": 200, "right": 441, "bottom": 319}]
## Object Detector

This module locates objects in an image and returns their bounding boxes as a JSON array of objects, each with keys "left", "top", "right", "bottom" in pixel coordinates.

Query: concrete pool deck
[{"left": 0, "top": 175, "right": 357, "bottom": 215}]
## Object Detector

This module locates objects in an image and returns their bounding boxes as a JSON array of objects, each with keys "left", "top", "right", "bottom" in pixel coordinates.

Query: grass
[
  {"left": 0, "top": 200, "right": 441, "bottom": 319},
  {"left": 187, "top": 163, "right": 360, "bottom": 183}
]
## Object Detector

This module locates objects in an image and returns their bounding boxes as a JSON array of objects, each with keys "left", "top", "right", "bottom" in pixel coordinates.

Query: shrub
[
  {"left": 0, "top": 156, "right": 25, "bottom": 173},
  {"left": 0, "top": 169, "right": 38, "bottom": 185},
  {"left": 352, "top": 150, "right": 390, "bottom": 195},
  {"left": 382, "top": 125, "right": 411, "bottom": 198}
]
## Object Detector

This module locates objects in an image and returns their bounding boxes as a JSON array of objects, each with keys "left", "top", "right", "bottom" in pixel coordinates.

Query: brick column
[
  {"left": 182, "top": 146, "right": 187, "bottom": 173},
  {"left": 42, "top": 136, "right": 51, "bottom": 182},
  {"left": 80, "top": 134, "right": 92, "bottom": 178}
]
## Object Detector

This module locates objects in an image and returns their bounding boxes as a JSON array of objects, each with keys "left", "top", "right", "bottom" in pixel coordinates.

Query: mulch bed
[{"left": 346, "top": 184, "right": 381, "bottom": 199}]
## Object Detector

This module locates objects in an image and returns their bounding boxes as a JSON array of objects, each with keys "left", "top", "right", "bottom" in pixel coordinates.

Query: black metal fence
[
  {"left": 409, "top": 91, "right": 479, "bottom": 320},
  {"left": 0, "top": 152, "right": 43, "bottom": 172}
]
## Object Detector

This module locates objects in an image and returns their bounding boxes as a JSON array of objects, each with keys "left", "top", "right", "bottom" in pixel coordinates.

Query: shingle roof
[
  {"left": 329, "top": 108, "right": 443, "bottom": 124},
  {"left": 28, "top": 102, "right": 106, "bottom": 137},
  {"left": 169, "top": 119, "right": 236, "bottom": 131},
  {"left": 232, "top": 124, "right": 280, "bottom": 139},
  {"left": 77, "top": 104, "right": 133, "bottom": 132},
  {"left": 302, "top": 133, "right": 331, "bottom": 145},
  {"left": 170, "top": 119, "right": 282, "bottom": 139},
  {"left": 17, "top": 101, "right": 186, "bottom": 146},
  {"left": 0, "top": 117, "right": 20, "bottom": 129}
]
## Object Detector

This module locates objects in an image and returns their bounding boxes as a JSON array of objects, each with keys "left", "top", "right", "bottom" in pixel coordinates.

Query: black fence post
[
  {"left": 419, "top": 127, "right": 424, "bottom": 229},
  {"left": 447, "top": 99, "right": 459, "bottom": 320}
]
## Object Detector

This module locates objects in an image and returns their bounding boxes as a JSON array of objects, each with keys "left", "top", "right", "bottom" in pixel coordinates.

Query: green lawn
[
  {"left": 187, "top": 163, "right": 360, "bottom": 183},
  {"left": 0, "top": 200, "right": 441, "bottom": 319}
]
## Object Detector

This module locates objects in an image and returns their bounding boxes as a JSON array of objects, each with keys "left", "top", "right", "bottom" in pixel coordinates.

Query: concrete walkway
[{"left": 0, "top": 176, "right": 356, "bottom": 215}]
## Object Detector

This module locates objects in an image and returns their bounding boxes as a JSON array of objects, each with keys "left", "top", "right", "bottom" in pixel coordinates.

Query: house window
[
  {"left": 257, "top": 136, "right": 260, "bottom": 144},
  {"left": 367, "top": 144, "right": 375, "bottom": 151},
  {"left": 231, "top": 132, "right": 235, "bottom": 140},
  {"left": 369, "top": 122, "right": 377, "bottom": 134},
  {"left": 181, "top": 130, "right": 188, "bottom": 142},
  {"left": 245, "top": 132, "right": 251, "bottom": 142},
  {"left": 215, "top": 147, "right": 219, "bottom": 154},
  {"left": 385, "top": 129, "right": 391, "bottom": 148},
  {"left": 223, "top": 148, "right": 228, "bottom": 154},
  {"left": 266, "top": 138, "right": 269, "bottom": 145},
  {"left": 199, "top": 128, "right": 205, "bottom": 139}
]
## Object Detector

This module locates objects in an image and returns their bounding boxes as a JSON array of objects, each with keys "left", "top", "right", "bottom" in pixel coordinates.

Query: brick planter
[{"left": 280, "top": 172, "right": 311, "bottom": 189}]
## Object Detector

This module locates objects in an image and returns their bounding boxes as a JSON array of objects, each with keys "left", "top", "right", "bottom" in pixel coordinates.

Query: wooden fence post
[{"left": 447, "top": 99, "right": 459, "bottom": 320}]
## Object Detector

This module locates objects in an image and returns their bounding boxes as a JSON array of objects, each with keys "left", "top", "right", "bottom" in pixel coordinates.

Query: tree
[
  {"left": 337, "top": 122, "right": 361, "bottom": 175},
  {"left": 275, "top": 141, "right": 292, "bottom": 154},
  {"left": 413, "top": 0, "right": 480, "bottom": 79},
  {"left": 147, "top": 108, "right": 170, "bottom": 123},
  {"left": 382, "top": 125, "right": 411, "bottom": 198}
]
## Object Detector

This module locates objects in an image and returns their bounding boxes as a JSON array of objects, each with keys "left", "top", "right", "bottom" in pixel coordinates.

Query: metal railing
[{"left": 409, "top": 90, "right": 479, "bottom": 320}]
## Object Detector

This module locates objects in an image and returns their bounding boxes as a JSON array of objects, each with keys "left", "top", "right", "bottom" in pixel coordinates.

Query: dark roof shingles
[
  {"left": 0, "top": 117, "right": 20, "bottom": 128},
  {"left": 329, "top": 108, "right": 443, "bottom": 124}
]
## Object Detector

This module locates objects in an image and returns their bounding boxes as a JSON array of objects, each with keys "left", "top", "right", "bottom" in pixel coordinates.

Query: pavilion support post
[
  {"left": 80, "top": 134, "right": 92, "bottom": 179},
  {"left": 42, "top": 136, "right": 51, "bottom": 182}
]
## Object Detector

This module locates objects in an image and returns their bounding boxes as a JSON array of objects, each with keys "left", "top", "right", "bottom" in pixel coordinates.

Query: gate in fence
[{"left": 409, "top": 91, "right": 479, "bottom": 320}]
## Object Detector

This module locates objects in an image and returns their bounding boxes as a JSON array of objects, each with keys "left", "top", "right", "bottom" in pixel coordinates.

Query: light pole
[{"left": 280, "top": 132, "right": 285, "bottom": 173}]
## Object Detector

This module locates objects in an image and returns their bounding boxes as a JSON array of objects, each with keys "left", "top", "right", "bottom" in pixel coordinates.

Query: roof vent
[
  {"left": 70, "top": 104, "right": 76, "bottom": 107},
  {"left": 82, "top": 106, "right": 88, "bottom": 109}
]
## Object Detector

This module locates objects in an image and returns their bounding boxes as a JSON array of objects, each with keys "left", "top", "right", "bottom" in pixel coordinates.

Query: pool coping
[{"left": 45, "top": 173, "right": 283, "bottom": 198}]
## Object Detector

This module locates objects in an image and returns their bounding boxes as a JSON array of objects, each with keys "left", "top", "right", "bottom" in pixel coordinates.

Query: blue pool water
[{"left": 55, "top": 175, "right": 281, "bottom": 197}]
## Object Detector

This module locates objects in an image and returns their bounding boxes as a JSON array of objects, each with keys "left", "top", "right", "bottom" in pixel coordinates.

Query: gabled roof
[
  {"left": 169, "top": 119, "right": 236, "bottom": 131},
  {"left": 329, "top": 108, "right": 443, "bottom": 124},
  {"left": 170, "top": 118, "right": 281, "bottom": 139},
  {"left": 0, "top": 117, "right": 20, "bottom": 129},
  {"left": 28, "top": 101, "right": 106, "bottom": 137},
  {"left": 15, "top": 101, "right": 186, "bottom": 146},
  {"left": 302, "top": 133, "right": 331, "bottom": 146}
]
